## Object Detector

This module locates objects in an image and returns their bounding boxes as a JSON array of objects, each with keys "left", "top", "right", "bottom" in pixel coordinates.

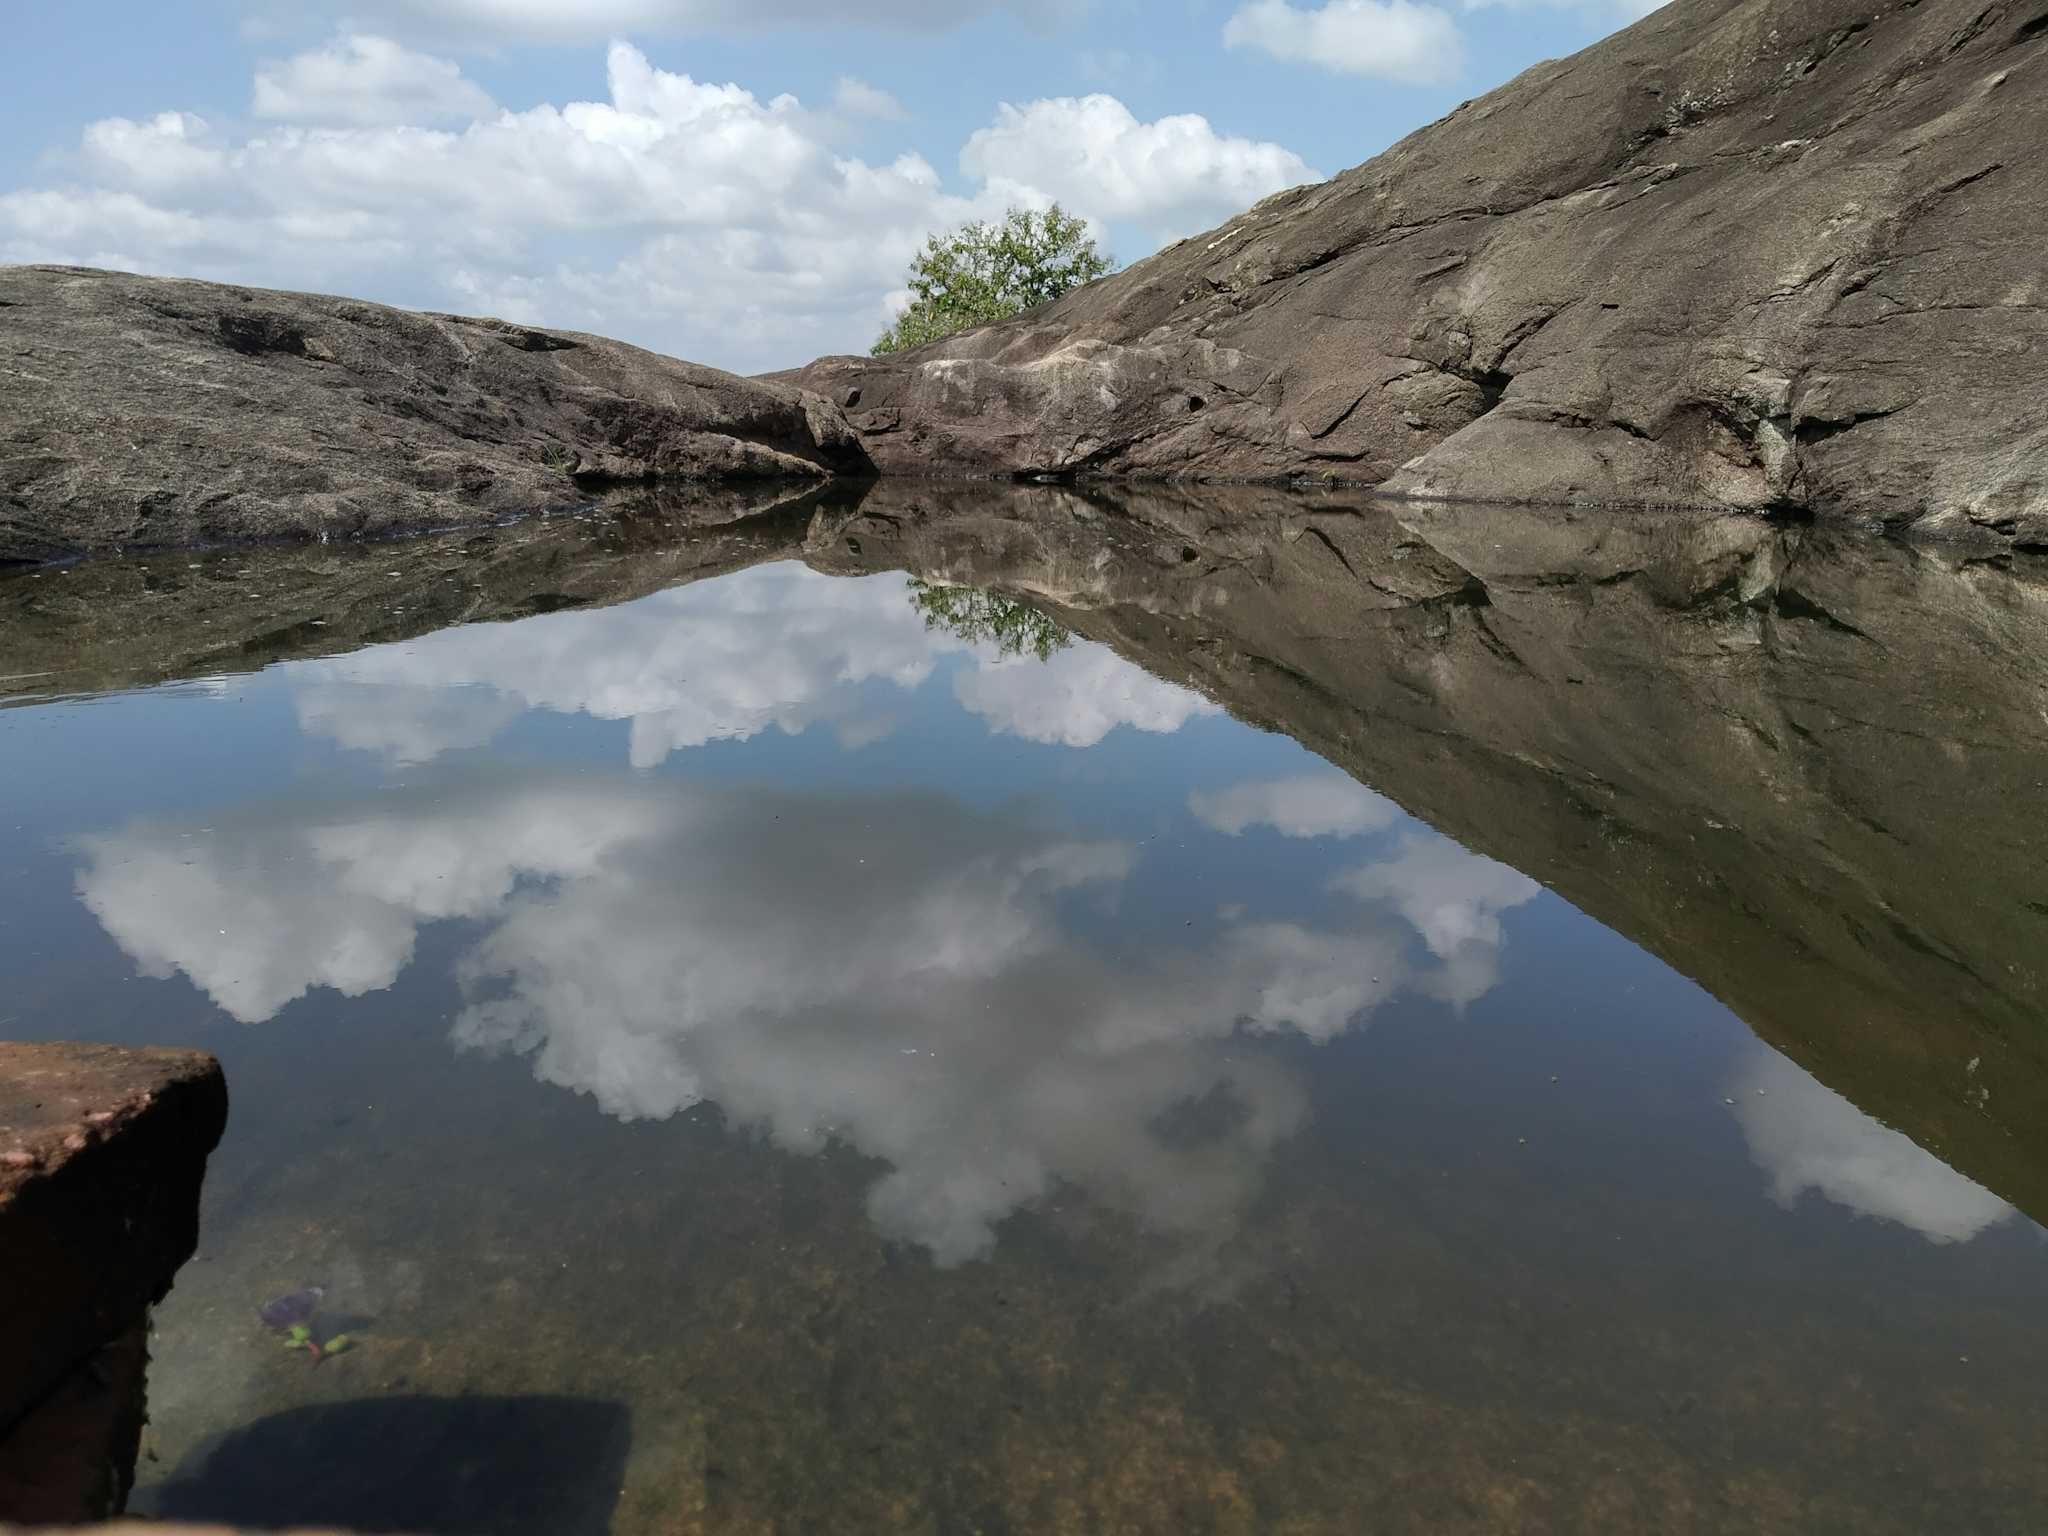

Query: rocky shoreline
[
  {"left": 6, "top": 0, "right": 2046, "bottom": 563},
  {"left": 0, "top": 267, "right": 866, "bottom": 566}
]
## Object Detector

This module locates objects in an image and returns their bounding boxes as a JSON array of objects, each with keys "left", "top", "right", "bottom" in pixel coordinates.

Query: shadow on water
[{"left": 149, "top": 1394, "right": 630, "bottom": 1535}]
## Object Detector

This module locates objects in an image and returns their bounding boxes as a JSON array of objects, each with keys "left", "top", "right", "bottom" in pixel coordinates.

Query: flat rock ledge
[
  {"left": 0, "top": 1043, "right": 228, "bottom": 1521},
  {"left": 0, "top": 266, "right": 872, "bottom": 564}
]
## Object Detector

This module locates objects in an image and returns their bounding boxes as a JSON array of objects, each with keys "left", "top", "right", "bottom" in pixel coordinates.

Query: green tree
[
  {"left": 907, "top": 580, "right": 1072, "bottom": 663},
  {"left": 873, "top": 205, "right": 1115, "bottom": 355}
]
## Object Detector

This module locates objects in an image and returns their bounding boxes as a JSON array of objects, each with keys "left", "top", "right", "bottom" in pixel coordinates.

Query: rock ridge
[{"left": 0, "top": 267, "right": 870, "bottom": 564}]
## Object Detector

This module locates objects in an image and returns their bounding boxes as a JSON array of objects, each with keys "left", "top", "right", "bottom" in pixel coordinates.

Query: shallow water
[{"left": 3, "top": 486, "right": 2045, "bottom": 1534}]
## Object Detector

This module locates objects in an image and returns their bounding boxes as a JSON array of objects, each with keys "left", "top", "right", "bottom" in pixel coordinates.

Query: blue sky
[{"left": 2, "top": 1, "right": 1661, "bottom": 371}]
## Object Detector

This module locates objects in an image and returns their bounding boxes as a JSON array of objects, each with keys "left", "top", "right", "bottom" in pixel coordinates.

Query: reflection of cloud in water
[
  {"left": 1731, "top": 1047, "right": 2015, "bottom": 1245},
  {"left": 1332, "top": 836, "right": 1541, "bottom": 1008},
  {"left": 1189, "top": 775, "right": 1402, "bottom": 839},
  {"left": 75, "top": 774, "right": 1516, "bottom": 1266},
  {"left": 74, "top": 785, "right": 658, "bottom": 1024},
  {"left": 953, "top": 649, "right": 1219, "bottom": 748},
  {"left": 293, "top": 682, "right": 524, "bottom": 767},
  {"left": 291, "top": 565, "right": 1215, "bottom": 764}
]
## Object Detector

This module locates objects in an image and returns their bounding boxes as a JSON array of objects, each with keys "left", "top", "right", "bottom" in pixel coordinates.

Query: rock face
[
  {"left": 8, "top": 0, "right": 2040, "bottom": 558},
  {"left": 789, "top": 0, "right": 2048, "bottom": 545},
  {"left": 0, "top": 1043, "right": 229, "bottom": 1519},
  {"left": 0, "top": 267, "right": 870, "bottom": 564}
]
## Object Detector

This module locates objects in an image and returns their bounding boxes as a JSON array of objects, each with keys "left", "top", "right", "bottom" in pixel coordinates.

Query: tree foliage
[
  {"left": 907, "top": 580, "right": 1072, "bottom": 663},
  {"left": 872, "top": 205, "right": 1114, "bottom": 355}
]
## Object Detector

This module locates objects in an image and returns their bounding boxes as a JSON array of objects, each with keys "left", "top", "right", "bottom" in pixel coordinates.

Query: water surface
[{"left": 3, "top": 486, "right": 2044, "bottom": 1534}]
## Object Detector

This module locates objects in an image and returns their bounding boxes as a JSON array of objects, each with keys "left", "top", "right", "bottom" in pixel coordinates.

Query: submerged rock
[
  {"left": 256, "top": 1288, "right": 325, "bottom": 1332},
  {"left": 0, "top": 267, "right": 871, "bottom": 564},
  {"left": 786, "top": 0, "right": 2048, "bottom": 545}
]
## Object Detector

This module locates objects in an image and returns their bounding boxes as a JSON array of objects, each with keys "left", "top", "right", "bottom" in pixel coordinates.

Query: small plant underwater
[
  {"left": 259, "top": 1284, "right": 355, "bottom": 1366},
  {"left": 279, "top": 1321, "right": 354, "bottom": 1365}
]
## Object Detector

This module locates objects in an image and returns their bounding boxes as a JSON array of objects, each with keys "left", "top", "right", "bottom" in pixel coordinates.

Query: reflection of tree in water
[{"left": 907, "top": 579, "right": 1072, "bottom": 663}]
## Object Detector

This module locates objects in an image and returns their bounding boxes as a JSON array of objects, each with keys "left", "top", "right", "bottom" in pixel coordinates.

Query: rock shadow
[{"left": 147, "top": 1393, "right": 630, "bottom": 1535}]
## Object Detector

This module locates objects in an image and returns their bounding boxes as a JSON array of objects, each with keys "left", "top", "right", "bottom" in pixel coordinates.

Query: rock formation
[
  {"left": 789, "top": 0, "right": 2048, "bottom": 545},
  {"left": 0, "top": 1044, "right": 228, "bottom": 1519},
  {"left": 6, "top": 1, "right": 2042, "bottom": 558},
  {"left": 0, "top": 268, "right": 869, "bottom": 564}
]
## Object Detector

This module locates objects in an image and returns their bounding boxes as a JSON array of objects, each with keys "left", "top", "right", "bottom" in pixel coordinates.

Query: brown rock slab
[
  {"left": 0, "top": 1324, "right": 149, "bottom": 1522},
  {"left": 0, "top": 1043, "right": 228, "bottom": 1518}
]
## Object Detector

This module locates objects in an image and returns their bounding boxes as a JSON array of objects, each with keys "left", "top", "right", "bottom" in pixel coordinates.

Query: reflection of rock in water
[
  {"left": 811, "top": 481, "right": 2048, "bottom": 1232},
  {"left": 149, "top": 1395, "right": 630, "bottom": 1536},
  {"left": 11, "top": 477, "right": 2048, "bottom": 1233}
]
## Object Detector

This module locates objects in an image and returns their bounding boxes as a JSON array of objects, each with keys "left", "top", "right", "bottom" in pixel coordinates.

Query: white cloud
[
  {"left": 253, "top": 34, "right": 497, "bottom": 126},
  {"left": 833, "top": 77, "right": 907, "bottom": 121},
  {"left": 1189, "top": 775, "right": 1401, "bottom": 839},
  {"left": 1, "top": 39, "right": 1312, "bottom": 369},
  {"left": 290, "top": 564, "right": 1219, "bottom": 764},
  {"left": 961, "top": 95, "right": 1317, "bottom": 245},
  {"left": 71, "top": 772, "right": 1516, "bottom": 1267},
  {"left": 1730, "top": 1048, "right": 2016, "bottom": 1246},
  {"left": 1222, "top": 0, "right": 1465, "bottom": 83}
]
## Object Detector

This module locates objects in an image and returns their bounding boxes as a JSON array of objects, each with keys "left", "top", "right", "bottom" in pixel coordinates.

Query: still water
[{"left": 3, "top": 487, "right": 2045, "bottom": 1533}]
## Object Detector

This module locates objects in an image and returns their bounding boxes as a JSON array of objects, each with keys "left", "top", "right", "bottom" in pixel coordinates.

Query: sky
[{"left": 2, "top": 0, "right": 1664, "bottom": 373}]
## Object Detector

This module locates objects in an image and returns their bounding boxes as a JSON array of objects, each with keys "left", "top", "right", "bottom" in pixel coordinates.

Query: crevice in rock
[
  {"left": 1300, "top": 524, "right": 1362, "bottom": 582},
  {"left": 1940, "top": 4, "right": 2005, "bottom": 58},
  {"left": 1771, "top": 587, "right": 1871, "bottom": 638},
  {"left": 1794, "top": 20, "right": 1872, "bottom": 76},
  {"left": 1308, "top": 389, "right": 1374, "bottom": 441},
  {"left": 1795, "top": 408, "right": 1898, "bottom": 446},
  {"left": 215, "top": 312, "right": 309, "bottom": 358}
]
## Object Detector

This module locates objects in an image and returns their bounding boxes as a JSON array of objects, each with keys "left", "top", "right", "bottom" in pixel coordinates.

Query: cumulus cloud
[
  {"left": 962, "top": 95, "right": 1316, "bottom": 244},
  {"left": 289, "top": 564, "right": 1217, "bottom": 765},
  {"left": 1, "top": 39, "right": 1312, "bottom": 370},
  {"left": 252, "top": 34, "right": 497, "bottom": 125},
  {"left": 1730, "top": 1048, "right": 2016, "bottom": 1246},
  {"left": 1189, "top": 775, "right": 1401, "bottom": 839},
  {"left": 71, "top": 770, "right": 1517, "bottom": 1266},
  {"left": 1223, "top": 0, "right": 1465, "bottom": 83}
]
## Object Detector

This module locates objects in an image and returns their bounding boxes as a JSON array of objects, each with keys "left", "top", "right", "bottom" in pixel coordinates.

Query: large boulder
[
  {"left": 0, "top": 267, "right": 871, "bottom": 564},
  {"left": 787, "top": 0, "right": 2048, "bottom": 545}
]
